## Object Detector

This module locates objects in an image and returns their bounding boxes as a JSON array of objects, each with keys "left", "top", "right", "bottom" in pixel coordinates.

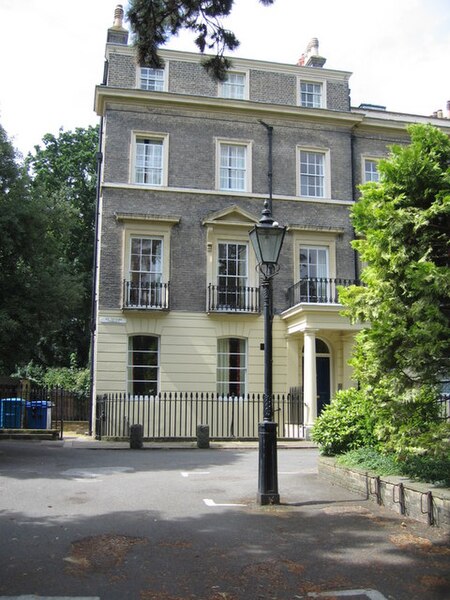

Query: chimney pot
[{"left": 113, "top": 4, "right": 124, "bottom": 29}]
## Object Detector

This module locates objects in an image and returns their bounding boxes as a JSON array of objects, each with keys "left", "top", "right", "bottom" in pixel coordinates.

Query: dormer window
[
  {"left": 219, "top": 72, "right": 246, "bottom": 100},
  {"left": 299, "top": 80, "right": 323, "bottom": 108},
  {"left": 140, "top": 67, "right": 165, "bottom": 91}
]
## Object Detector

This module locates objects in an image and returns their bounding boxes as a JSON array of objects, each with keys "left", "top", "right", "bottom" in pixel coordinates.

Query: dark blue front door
[{"left": 316, "top": 356, "right": 330, "bottom": 415}]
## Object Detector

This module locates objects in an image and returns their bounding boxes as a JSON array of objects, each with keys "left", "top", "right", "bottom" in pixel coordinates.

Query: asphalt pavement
[{"left": 0, "top": 438, "right": 449, "bottom": 600}]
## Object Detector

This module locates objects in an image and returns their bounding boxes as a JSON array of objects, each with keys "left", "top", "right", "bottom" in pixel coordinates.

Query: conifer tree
[{"left": 127, "top": 0, "right": 275, "bottom": 80}]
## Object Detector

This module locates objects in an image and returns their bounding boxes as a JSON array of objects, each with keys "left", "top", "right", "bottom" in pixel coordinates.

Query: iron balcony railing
[
  {"left": 207, "top": 284, "right": 260, "bottom": 313},
  {"left": 123, "top": 280, "right": 170, "bottom": 310},
  {"left": 287, "top": 277, "right": 358, "bottom": 307}
]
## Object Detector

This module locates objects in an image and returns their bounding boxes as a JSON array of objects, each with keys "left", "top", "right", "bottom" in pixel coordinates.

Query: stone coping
[{"left": 318, "top": 455, "right": 450, "bottom": 530}]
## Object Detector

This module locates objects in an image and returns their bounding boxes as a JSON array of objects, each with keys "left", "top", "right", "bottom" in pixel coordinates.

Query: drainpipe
[
  {"left": 258, "top": 120, "right": 273, "bottom": 215},
  {"left": 350, "top": 131, "right": 360, "bottom": 283},
  {"left": 88, "top": 60, "right": 108, "bottom": 435}
]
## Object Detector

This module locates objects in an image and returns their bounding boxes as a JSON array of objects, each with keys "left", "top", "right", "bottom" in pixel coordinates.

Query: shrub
[
  {"left": 401, "top": 453, "right": 450, "bottom": 487},
  {"left": 337, "top": 447, "right": 401, "bottom": 476},
  {"left": 311, "top": 388, "right": 376, "bottom": 455},
  {"left": 336, "top": 444, "right": 450, "bottom": 487}
]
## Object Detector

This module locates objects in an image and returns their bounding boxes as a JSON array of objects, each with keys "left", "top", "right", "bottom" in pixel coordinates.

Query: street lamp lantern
[
  {"left": 249, "top": 202, "right": 286, "bottom": 271},
  {"left": 250, "top": 200, "right": 286, "bottom": 505}
]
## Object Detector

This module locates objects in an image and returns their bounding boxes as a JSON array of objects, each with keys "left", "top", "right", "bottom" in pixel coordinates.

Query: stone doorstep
[
  {"left": 318, "top": 456, "right": 450, "bottom": 529},
  {"left": 0, "top": 429, "right": 59, "bottom": 441}
]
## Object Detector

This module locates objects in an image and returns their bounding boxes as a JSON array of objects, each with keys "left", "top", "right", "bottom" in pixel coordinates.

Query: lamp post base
[{"left": 257, "top": 421, "right": 280, "bottom": 505}]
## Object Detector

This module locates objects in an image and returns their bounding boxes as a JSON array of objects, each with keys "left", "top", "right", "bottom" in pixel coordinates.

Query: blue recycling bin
[
  {"left": 0, "top": 398, "right": 26, "bottom": 428},
  {"left": 25, "top": 400, "right": 52, "bottom": 429}
]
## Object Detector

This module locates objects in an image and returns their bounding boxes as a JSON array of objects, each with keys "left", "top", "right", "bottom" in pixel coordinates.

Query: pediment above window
[{"left": 202, "top": 204, "right": 258, "bottom": 228}]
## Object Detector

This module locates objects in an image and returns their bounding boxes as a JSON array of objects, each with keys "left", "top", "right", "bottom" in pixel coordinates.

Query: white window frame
[
  {"left": 293, "top": 232, "right": 337, "bottom": 284},
  {"left": 139, "top": 66, "right": 166, "bottom": 91},
  {"left": 132, "top": 132, "right": 169, "bottom": 187},
  {"left": 298, "top": 78, "right": 326, "bottom": 108},
  {"left": 297, "top": 147, "right": 330, "bottom": 199},
  {"left": 128, "top": 236, "right": 163, "bottom": 308},
  {"left": 217, "top": 337, "right": 247, "bottom": 397},
  {"left": 219, "top": 71, "right": 247, "bottom": 100},
  {"left": 216, "top": 139, "right": 252, "bottom": 193},
  {"left": 127, "top": 334, "right": 160, "bottom": 396},
  {"left": 363, "top": 157, "right": 381, "bottom": 183},
  {"left": 216, "top": 241, "right": 249, "bottom": 310},
  {"left": 299, "top": 246, "right": 329, "bottom": 278},
  {"left": 118, "top": 216, "right": 178, "bottom": 310}
]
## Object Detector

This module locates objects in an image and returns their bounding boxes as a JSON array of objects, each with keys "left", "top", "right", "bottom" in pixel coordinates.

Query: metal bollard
[
  {"left": 130, "top": 424, "right": 143, "bottom": 449},
  {"left": 197, "top": 424, "right": 210, "bottom": 448}
]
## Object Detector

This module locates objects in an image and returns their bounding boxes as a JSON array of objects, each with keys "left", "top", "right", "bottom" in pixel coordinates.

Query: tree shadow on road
[{"left": 1, "top": 495, "right": 449, "bottom": 599}]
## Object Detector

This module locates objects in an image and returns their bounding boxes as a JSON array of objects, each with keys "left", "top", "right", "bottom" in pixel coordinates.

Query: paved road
[{"left": 0, "top": 440, "right": 449, "bottom": 600}]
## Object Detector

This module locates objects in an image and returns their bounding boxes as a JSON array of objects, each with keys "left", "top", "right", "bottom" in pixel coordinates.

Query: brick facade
[{"left": 93, "top": 24, "right": 450, "bottom": 414}]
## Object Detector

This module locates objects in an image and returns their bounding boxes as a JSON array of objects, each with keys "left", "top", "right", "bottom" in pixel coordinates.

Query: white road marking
[
  {"left": 203, "top": 498, "right": 246, "bottom": 507},
  {"left": 0, "top": 596, "right": 100, "bottom": 599},
  {"left": 62, "top": 467, "right": 134, "bottom": 478},
  {"left": 307, "top": 589, "right": 388, "bottom": 599},
  {"left": 181, "top": 471, "right": 210, "bottom": 477}
]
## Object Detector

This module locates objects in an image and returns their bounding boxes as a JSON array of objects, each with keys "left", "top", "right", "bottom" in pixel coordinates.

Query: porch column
[
  {"left": 285, "top": 336, "right": 298, "bottom": 391},
  {"left": 303, "top": 328, "right": 318, "bottom": 425},
  {"left": 341, "top": 332, "right": 356, "bottom": 388}
]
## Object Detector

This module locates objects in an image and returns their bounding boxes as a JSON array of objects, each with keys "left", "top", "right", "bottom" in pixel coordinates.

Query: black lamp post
[{"left": 249, "top": 200, "right": 286, "bottom": 505}]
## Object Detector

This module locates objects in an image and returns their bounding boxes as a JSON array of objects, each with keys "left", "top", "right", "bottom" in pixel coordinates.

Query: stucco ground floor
[{"left": 93, "top": 305, "right": 362, "bottom": 435}]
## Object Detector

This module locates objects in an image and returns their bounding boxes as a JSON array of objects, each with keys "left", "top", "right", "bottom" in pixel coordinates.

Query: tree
[
  {"left": 0, "top": 124, "right": 85, "bottom": 374},
  {"left": 26, "top": 126, "right": 99, "bottom": 368},
  {"left": 127, "top": 0, "right": 275, "bottom": 80},
  {"left": 339, "top": 124, "right": 450, "bottom": 455}
]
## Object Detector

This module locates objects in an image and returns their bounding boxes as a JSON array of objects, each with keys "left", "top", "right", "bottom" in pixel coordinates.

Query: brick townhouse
[{"left": 92, "top": 5, "right": 450, "bottom": 438}]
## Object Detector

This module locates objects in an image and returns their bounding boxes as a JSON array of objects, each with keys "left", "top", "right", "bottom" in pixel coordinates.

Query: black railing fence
[
  {"left": 287, "top": 277, "right": 358, "bottom": 306},
  {"left": 0, "top": 383, "right": 90, "bottom": 438},
  {"left": 96, "top": 390, "right": 305, "bottom": 440}
]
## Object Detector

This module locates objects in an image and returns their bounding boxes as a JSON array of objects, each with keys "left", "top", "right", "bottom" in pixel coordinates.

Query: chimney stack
[
  {"left": 297, "top": 38, "right": 326, "bottom": 68},
  {"left": 107, "top": 4, "right": 129, "bottom": 45}
]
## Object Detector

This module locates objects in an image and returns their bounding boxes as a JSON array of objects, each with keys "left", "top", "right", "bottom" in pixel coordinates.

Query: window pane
[
  {"left": 220, "top": 144, "right": 246, "bottom": 191},
  {"left": 364, "top": 159, "right": 379, "bottom": 182},
  {"left": 217, "top": 337, "right": 247, "bottom": 396},
  {"left": 140, "top": 67, "right": 164, "bottom": 91},
  {"left": 128, "top": 240, "right": 163, "bottom": 307},
  {"left": 128, "top": 336, "right": 159, "bottom": 395},
  {"left": 217, "top": 243, "right": 248, "bottom": 309},
  {"left": 300, "top": 82, "right": 322, "bottom": 108},
  {"left": 221, "top": 73, "right": 245, "bottom": 99},
  {"left": 300, "top": 151, "right": 324, "bottom": 197},
  {"left": 299, "top": 246, "right": 329, "bottom": 279},
  {"left": 135, "top": 139, "right": 163, "bottom": 185}
]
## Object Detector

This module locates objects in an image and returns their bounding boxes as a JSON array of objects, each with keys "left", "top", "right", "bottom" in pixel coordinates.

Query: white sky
[{"left": 1, "top": 0, "right": 449, "bottom": 157}]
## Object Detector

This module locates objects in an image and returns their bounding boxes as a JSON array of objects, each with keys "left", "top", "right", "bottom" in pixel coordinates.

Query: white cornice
[
  {"left": 94, "top": 85, "right": 362, "bottom": 127},
  {"left": 102, "top": 182, "right": 354, "bottom": 206},
  {"left": 351, "top": 108, "right": 450, "bottom": 133}
]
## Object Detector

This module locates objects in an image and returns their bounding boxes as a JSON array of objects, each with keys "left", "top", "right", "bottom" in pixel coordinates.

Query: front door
[{"left": 316, "top": 356, "right": 331, "bottom": 415}]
